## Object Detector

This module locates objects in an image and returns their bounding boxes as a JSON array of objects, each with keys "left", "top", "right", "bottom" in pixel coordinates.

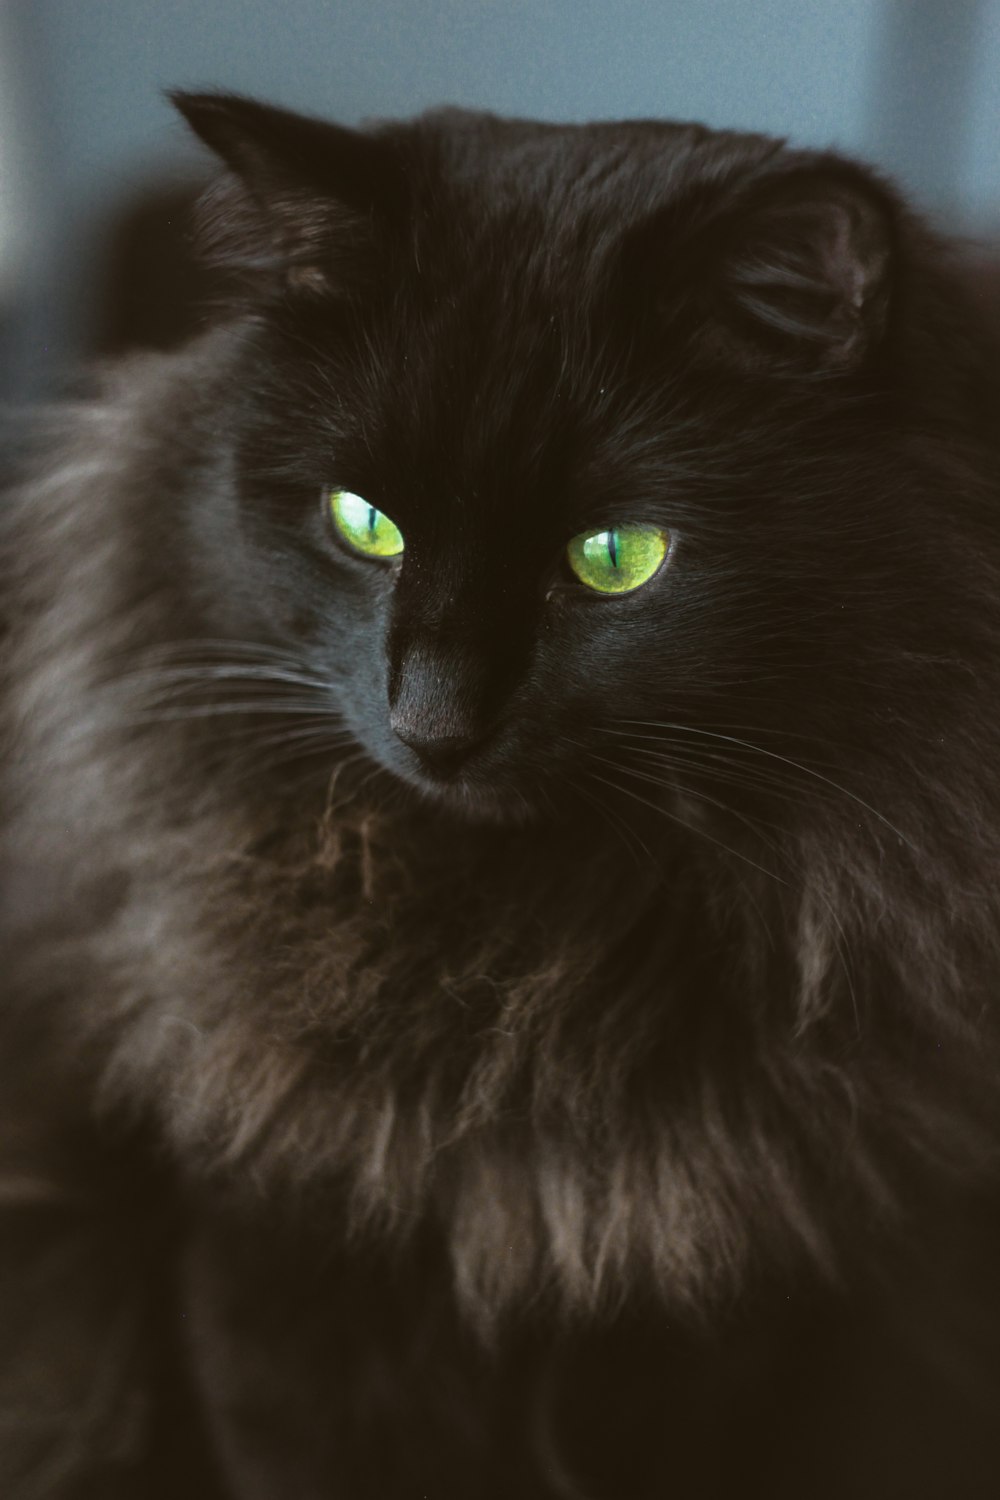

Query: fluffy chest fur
[{"left": 4, "top": 364, "right": 998, "bottom": 1331}]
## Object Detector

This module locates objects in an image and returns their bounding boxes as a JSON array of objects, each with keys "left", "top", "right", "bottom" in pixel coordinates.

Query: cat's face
[{"left": 176, "top": 97, "right": 904, "bottom": 827}]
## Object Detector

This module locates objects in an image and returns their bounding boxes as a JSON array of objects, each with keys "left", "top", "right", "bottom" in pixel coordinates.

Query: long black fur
[{"left": 3, "top": 95, "right": 1000, "bottom": 1497}]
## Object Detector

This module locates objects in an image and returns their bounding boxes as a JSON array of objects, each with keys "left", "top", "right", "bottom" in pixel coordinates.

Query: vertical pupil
[
  {"left": 367, "top": 507, "right": 377, "bottom": 534},
  {"left": 607, "top": 529, "right": 619, "bottom": 568}
]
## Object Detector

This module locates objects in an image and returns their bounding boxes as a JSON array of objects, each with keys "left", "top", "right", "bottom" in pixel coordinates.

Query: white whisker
[
  {"left": 603, "top": 720, "right": 914, "bottom": 850},
  {"left": 583, "top": 767, "right": 787, "bottom": 887}
]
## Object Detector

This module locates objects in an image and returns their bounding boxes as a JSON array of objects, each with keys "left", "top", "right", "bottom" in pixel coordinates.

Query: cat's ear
[
  {"left": 646, "top": 162, "right": 894, "bottom": 376},
  {"left": 170, "top": 92, "right": 406, "bottom": 295}
]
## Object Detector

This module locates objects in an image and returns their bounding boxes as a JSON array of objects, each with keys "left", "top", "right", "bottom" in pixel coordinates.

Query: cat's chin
[{"left": 407, "top": 770, "right": 543, "bottom": 828}]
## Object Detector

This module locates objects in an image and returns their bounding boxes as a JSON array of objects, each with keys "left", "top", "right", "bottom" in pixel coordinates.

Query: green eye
[
  {"left": 566, "top": 525, "right": 669, "bottom": 594},
  {"left": 328, "top": 489, "right": 404, "bottom": 559}
]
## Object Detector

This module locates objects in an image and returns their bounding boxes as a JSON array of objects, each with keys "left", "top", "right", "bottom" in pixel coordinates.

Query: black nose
[{"left": 391, "top": 721, "right": 485, "bottom": 775}]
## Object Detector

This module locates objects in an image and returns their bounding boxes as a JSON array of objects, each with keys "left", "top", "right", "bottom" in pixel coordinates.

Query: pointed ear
[
  {"left": 170, "top": 92, "right": 407, "bottom": 296},
  {"left": 705, "top": 165, "right": 893, "bottom": 373},
  {"left": 627, "top": 161, "right": 895, "bottom": 377}
]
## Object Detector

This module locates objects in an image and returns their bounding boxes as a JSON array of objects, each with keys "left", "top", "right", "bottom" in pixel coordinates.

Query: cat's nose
[{"left": 391, "top": 721, "right": 485, "bottom": 775}]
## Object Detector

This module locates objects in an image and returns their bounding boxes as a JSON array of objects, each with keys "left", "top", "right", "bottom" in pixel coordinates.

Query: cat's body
[{"left": 3, "top": 97, "right": 1000, "bottom": 1497}]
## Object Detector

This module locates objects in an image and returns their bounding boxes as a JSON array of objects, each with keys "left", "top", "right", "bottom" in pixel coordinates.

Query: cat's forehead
[
  {"left": 397, "top": 113, "right": 779, "bottom": 255},
  {"left": 363, "top": 112, "right": 787, "bottom": 388},
  {"left": 262, "top": 107, "right": 885, "bottom": 527},
  {"left": 407, "top": 112, "right": 774, "bottom": 205},
  {"left": 313, "top": 121, "right": 767, "bottom": 519}
]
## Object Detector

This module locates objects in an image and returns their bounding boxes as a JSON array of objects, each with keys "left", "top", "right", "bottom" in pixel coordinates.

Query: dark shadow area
[{"left": 88, "top": 181, "right": 217, "bottom": 359}]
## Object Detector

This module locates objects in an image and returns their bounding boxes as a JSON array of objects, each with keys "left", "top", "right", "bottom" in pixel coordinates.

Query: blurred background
[{"left": 1, "top": 0, "right": 998, "bottom": 400}]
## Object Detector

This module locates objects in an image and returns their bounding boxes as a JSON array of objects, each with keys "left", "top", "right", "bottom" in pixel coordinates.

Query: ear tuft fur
[
  {"left": 169, "top": 91, "right": 407, "bottom": 298},
  {"left": 714, "top": 166, "right": 893, "bottom": 373},
  {"left": 624, "top": 157, "right": 896, "bottom": 378}
]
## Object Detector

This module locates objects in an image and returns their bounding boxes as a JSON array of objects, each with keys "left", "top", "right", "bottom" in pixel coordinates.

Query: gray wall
[{"left": 3, "top": 0, "right": 999, "bottom": 391}]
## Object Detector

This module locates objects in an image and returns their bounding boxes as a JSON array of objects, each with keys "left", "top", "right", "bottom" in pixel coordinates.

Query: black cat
[{"left": 2, "top": 93, "right": 1000, "bottom": 1498}]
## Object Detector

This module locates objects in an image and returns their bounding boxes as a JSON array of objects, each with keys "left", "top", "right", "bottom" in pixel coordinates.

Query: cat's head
[{"left": 172, "top": 93, "right": 935, "bottom": 834}]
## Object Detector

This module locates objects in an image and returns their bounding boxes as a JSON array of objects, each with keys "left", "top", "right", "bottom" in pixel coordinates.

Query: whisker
[
  {"left": 604, "top": 720, "right": 915, "bottom": 850},
  {"left": 590, "top": 751, "right": 784, "bottom": 833},
  {"left": 621, "top": 742, "right": 823, "bottom": 806},
  {"left": 583, "top": 768, "right": 787, "bottom": 888},
  {"left": 229, "top": 723, "right": 355, "bottom": 767},
  {"left": 559, "top": 736, "right": 657, "bottom": 872},
  {"left": 571, "top": 772, "right": 655, "bottom": 873},
  {"left": 121, "top": 700, "right": 343, "bottom": 725},
  {"left": 596, "top": 740, "right": 862, "bottom": 1031},
  {"left": 598, "top": 724, "right": 849, "bottom": 776},
  {"left": 586, "top": 752, "right": 797, "bottom": 888}
]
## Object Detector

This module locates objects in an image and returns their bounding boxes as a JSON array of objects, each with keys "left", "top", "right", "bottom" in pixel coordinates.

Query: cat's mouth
[{"left": 370, "top": 732, "right": 544, "bottom": 826}]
